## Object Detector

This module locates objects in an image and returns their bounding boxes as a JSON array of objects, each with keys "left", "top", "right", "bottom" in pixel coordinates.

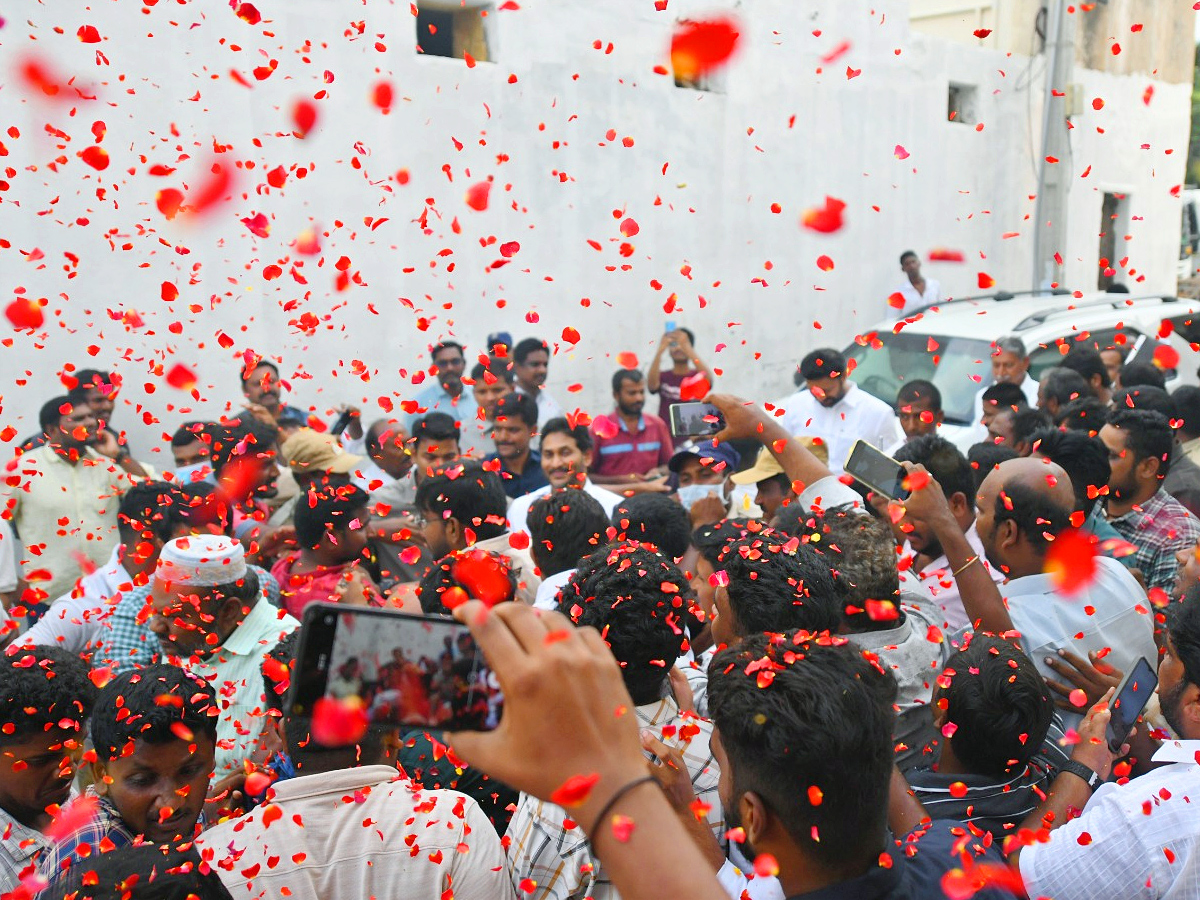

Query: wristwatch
[{"left": 1060, "top": 759, "right": 1102, "bottom": 793}]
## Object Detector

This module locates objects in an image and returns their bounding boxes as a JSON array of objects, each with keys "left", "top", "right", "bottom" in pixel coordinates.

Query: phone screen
[
  {"left": 1107, "top": 656, "right": 1157, "bottom": 753},
  {"left": 291, "top": 604, "right": 501, "bottom": 732},
  {"left": 670, "top": 402, "right": 723, "bottom": 438},
  {"left": 843, "top": 441, "right": 909, "bottom": 501}
]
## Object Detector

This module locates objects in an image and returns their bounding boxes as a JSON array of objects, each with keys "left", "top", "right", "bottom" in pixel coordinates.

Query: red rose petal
[
  {"left": 549, "top": 773, "right": 600, "bottom": 808},
  {"left": 1043, "top": 527, "right": 1098, "bottom": 596},
  {"left": 465, "top": 181, "right": 492, "bottom": 211},
  {"left": 670, "top": 16, "right": 741, "bottom": 81}
]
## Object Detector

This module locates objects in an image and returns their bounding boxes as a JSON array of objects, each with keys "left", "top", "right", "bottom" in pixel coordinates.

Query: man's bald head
[{"left": 977, "top": 456, "right": 1074, "bottom": 564}]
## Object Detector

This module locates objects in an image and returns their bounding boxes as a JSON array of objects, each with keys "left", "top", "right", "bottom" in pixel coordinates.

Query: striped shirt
[{"left": 589, "top": 413, "right": 673, "bottom": 478}]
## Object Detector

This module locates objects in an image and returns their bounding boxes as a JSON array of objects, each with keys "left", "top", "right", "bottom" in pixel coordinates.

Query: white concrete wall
[{"left": 0, "top": 0, "right": 1190, "bottom": 461}]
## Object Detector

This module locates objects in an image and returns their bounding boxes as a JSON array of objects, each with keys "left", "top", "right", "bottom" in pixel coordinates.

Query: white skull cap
[{"left": 155, "top": 534, "right": 248, "bottom": 586}]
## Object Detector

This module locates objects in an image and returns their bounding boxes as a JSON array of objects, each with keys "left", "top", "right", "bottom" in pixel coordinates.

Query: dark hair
[
  {"left": 239, "top": 359, "right": 279, "bottom": 385},
  {"left": 1011, "top": 408, "right": 1053, "bottom": 448},
  {"left": 260, "top": 631, "right": 298, "bottom": 716},
  {"left": 896, "top": 379, "right": 941, "bottom": 412},
  {"left": 0, "top": 646, "right": 96, "bottom": 747},
  {"left": 708, "top": 632, "right": 898, "bottom": 871},
  {"left": 91, "top": 665, "right": 218, "bottom": 761},
  {"left": 293, "top": 483, "right": 370, "bottom": 551},
  {"left": 799, "top": 348, "right": 846, "bottom": 381},
  {"left": 170, "top": 421, "right": 215, "bottom": 449},
  {"left": 717, "top": 533, "right": 842, "bottom": 637},
  {"left": 691, "top": 519, "right": 753, "bottom": 570},
  {"left": 528, "top": 489, "right": 610, "bottom": 577},
  {"left": 1173, "top": 385, "right": 1200, "bottom": 439},
  {"left": 809, "top": 511, "right": 900, "bottom": 632},
  {"left": 209, "top": 419, "right": 279, "bottom": 475},
  {"left": 413, "top": 411, "right": 461, "bottom": 445},
  {"left": 676, "top": 327, "right": 696, "bottom": 347},
  {"left": 899, "top": 250, "right": 918, "bottom": 265},
  {"left": 513, "top": 337, "right": 549, "bottom": 365},
  {"left": 1040, "top": 367, "right": 1092, "bottom": 407},
  {"left": 558, "top": 543, "right": 692, "bottom": 704},
  {"left": 966, "top": 443, "right": 1018, "bottom": 494},
  {"left": 1111, "top": 385, "right": 1175, "bottom": 419},
  {"left": 469, "top": 355, "right": 515, "bottom": 384},
  {"left": 1029, "top": 428, "right": 1110, "bottom": 514},
  {"left": 993, "top": 479, "right": 1071, "bottom": 556},
  {"left": 894, "top": 435, "right": 973, "bottom": 502},
  {"left": 1057, "top": 396, "right": 1109, "bottom": 433},
  {"left": 611, "top": 368, "right": 644, "bottom": 393},
  {"left": 540, "top": 417, "right": 593, "bottom": 454},
  {"left": 119, "top": 482, "right": 187, "bottom": 545},
  {"left": 1169, "top": 585, "right": 1200, "bottom": 694},
  {"left": 417, "top": 550, "right": 517, "bottom": 614},
  {"left": 492, "top": 392, "right": 538, "bottom": 429},
  {"left": 1120, "top": 361, "right": 1167, "bottom": 391},
  {"left": 39, "top": 396, "right": 75, "bottom": 432},
  {"left": 414, "top": 462, "right": 509, "bottom": 542},
  {"left": 937, "top": 634, "right": 1053, "bottom": 777},
  {"left": 40, "top": 844, "right": 233, "bottom": 900},
  {"left": 431, "top": 341, "right": 464, "bottom": 361},
  {"left": 69, "top": 368, "right": 113, "bottom": 393},
  {"left": 980, "top": 381, "right": 1028, "bottom": 411},
  {"left": 1060, "top": 346, "right": 1111, "bottom": 389},
  {"left": 1106, "top": 407, "right": 1174, "bottom": 479},
  {"left": 612, "top": 494, "right": 692, "bottom": 559},
  {"left": 174, "top": 482, "right": 233, "bottom": 535}
]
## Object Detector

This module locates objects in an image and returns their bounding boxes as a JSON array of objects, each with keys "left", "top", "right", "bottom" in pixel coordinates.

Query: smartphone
[
  {"left": 328, "top": 409, "right": 356, "bottom": 437},
  {"left": 669, "top": 402, "right": 723, "bottom": 438},
  {"left": 1106, "top": 656, "right": 1157, "bottom": 753},
  {"left": 664, "top": 321, "right": 677, "bottom": 332},
  {"left": 843, "top": 440, "right": 909, "bottom": 501},
  {"left": 290, "top": 603, "right": 502, "bottom": 734}
]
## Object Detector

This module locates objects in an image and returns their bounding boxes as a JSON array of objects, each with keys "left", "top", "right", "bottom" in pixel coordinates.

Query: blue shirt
[
  {"left": 486, "top": 451, "right": 549, "bottom": 500},
  {"left": 405, "top": 382, "right": 478, "bottom": 429}
]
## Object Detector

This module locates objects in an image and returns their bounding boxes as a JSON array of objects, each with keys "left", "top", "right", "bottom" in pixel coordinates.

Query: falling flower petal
[
  {"left": 1043, "top": 527, "right": 1098, "bottom": 596},
  {"left": 670, "top": 17, "right": 741, "bottom": 81}
]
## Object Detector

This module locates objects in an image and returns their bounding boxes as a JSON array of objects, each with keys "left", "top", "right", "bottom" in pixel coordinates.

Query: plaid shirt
[
  {"left": 1107, "top": 489, "right": 1200, "bottom": 593},
  {"left": 0, "top": 806, "right": 51, "bottom": 894},
  {"left": 505, "top": 697, "right": 724, "bottom": 900},
  {"left": 38, "top": 793, "right": 135, "bottom": 890}
]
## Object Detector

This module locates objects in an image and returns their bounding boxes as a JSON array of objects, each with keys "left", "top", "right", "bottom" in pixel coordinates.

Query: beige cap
[
  {"left": 281, "top": 428, "right": 362, "bottom": 475},
  {"left": 731, "top": 437, "right": 828, "bottom": 485}
]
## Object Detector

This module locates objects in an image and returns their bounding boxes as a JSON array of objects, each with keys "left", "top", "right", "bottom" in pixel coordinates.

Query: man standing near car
[
  {"left": 970, "top": 336, "right": 1041, "bottom": 442},
  {"left": 775, "top": 348, "right": 900, "bottom": 475}
]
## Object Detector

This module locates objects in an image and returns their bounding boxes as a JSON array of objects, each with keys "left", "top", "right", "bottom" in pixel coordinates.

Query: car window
[
  {"left": 1028, "top": 326, "right": 1144, "bottom": 381},
  {"left": 843, "top": 332, "right": 992, "bottom": 425}
]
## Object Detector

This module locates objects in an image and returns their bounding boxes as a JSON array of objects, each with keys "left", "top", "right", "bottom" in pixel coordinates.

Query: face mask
[{"left": 677, "top": 483, "right": 726, "bottom": 512}]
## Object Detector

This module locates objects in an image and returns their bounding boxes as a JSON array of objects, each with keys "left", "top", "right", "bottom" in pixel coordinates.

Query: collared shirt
[
  {"left": 196, "top": 765, "right": 515, "bottom": 900},
  {"left": 532, "top": 569, "right": 573, "bottom": 610},
  {"left": 20, "top": 545, "right": 135, "bottom": 653},
  {"left": 506, "top": 479, "right": 624, "bottom": 536},
  {"left": 38, "top": 794, "right": 136, "bottom": 889},
  {"left": 773, "top": 383, "right": 901, "bottom": 475},
  {"left": 92, "top": 584, "right": 296, "bottom": 777},
  {"left": 0, "top": 806, "right": 51, "bottom": 894},
  {"left": 515, "top": 385, "right": 563, "bottom": 430},
  {"left": 1004, "top": 556, "right": 1157, "bottom": 728},
  {"left": 352, "top": 460, "right": 416, "bottom": 511},
  {"left": 900, "top": 521, "right": 1004, "bottom": 633},
  {"left": 505, "top": 697, "right": 723, "bottom": 900},
  {"left": 589, "top": 412, "right": 674, "bottom": 478},
  {"left": 1019, "top": 746, "right": 1200, "bottom": 900},
  {"left": 404, "top": 382, "right": 478, "bottom": 430},
  {"left": 486, "top": 451, "right": 549, "bottom": 500},
  {"left": 2, "top": 445, "right": 133, "bottom": 599},
  {"left": 1107, "top": 488, "right": 1200, "bottom": 593},
  {"left": 891, "top": 277, "right": 942, "bottom": 319}
]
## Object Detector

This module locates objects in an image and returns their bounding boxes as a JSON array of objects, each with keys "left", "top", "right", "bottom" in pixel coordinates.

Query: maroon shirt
[{"left": 589, "top": 412, "right": 674, "bottom": 477}]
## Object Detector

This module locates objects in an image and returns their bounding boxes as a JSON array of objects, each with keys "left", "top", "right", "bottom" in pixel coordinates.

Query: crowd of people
[{"left": 0, "top": 322, "right": 1199, "bottom": 900}]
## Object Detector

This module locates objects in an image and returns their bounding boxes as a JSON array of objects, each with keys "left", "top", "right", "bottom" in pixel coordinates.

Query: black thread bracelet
[{"left": 587, "top": 775, "right": 659, "bottom": 839}]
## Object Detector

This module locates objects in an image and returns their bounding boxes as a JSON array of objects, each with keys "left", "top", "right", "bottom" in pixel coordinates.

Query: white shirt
[
  {"left": 1019, "top": 743, "right": 1200, "bottom": 900},
  {"left": 533, "top": 569, "right": 573, "bottom": 610},
  {"left": 506, "top": 478, "right": 623, "bottom": 535},
  {"left": 352, "top": 460, "right": 415, "bottom": 510},
  {"left": 20, "top": 546, "right": 134, "bottom": 652},
  {"left": 0, "top": 520, "right": 18, "bottom": 595},
  {"left": 774, "top": 382, "right": 901, "bottom": 475},
  {"left": 892, "top": 277, "right": 942, "bottom": 319},
  {"left": 968, "top": 372, "right": 1041, "bottom": 443},
  {"left": 901, "top": 521, "right": 1003, "bottom": 633},
  {"left": 198, "top": 766, "right": 514, "bottom": 900}
]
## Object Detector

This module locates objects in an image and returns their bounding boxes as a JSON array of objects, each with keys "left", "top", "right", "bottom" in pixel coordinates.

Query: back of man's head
[
  {"left": 935, "top": 634, "right": 1053, "bottom": 778},
  {"left": 718, "top": 533, "right": 842, "bottom": 638},
  {"left": 708, "top": 631, "right": 898, "bottom": 874},
  {"left": 1169, "top": 587, "right": 1200, "bottom": 728},
  {"left": 91, "top": 665, "right": 218, "bottom": 763},
  {"left": 894, "top": 435, "right": 973, "bottom": 504},
  {"left": 415, "top": 462, "right": 509, "bottom": 543},
  {"left": 980, "top": 381, "right": 1028, "bottom": 411},
  {"left": 1029, "top": 428, "right": 1110, "bottom": 514},
  {"left": 528, "top": 489, "right": 609, "bottom": 577},
  {"left": 966, "top": 442, "right": 1018, "bottom": 494},
  {"left": 612, "top": 494, "right": 692, "bottom": 560},
  {"left": 991, "top": 460, "right": 1074, "bottom": 558},
  {"left": 809, "top": 511, "right": 901, "bottom": 632},
  {"left": 294, "top": 482, "right": 370, "bottom": 551},
  {"left": 1112, "top": 385, "right": 1175, "bottom": 419},
  {"left": 0, "top": 645, "right": 96, "bottom": 750},
  {"left": 1011, "top": 408, "right": 1053, "bottom": 450},
  {"left": 118, "top": 481, "right": 186, "bottom": 546},
  {"left": 1120, "top": 361, "right": 1167, "bottom": 392},
  {"left": 40, "top": 844, "right": 230, "bottom": 900},
  {"left": 1060, "top": 346, "right": 1111, "bottom": 390},
  {"left": 1056, "top": 395, "right": 1108, "bottom": 433},
  {"left": 418, "top": 550, "right": 517, "bottom": 614},
  {"left": 1172, "top": 385, "right": 1200, "bottom": 440},
  {"left": 1040, "top": 367, "right": 1092, "bottom": 406},
  {"left": 559, "top": 542, "right": 692, "bottom": 705}
]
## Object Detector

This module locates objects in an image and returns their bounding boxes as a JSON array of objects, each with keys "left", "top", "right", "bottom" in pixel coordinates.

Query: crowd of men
[{"left": 0, "top": 321, "right": 1199, "bottom": 900}]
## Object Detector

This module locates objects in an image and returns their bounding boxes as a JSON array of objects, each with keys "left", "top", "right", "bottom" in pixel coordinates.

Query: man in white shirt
[
  {"left": 353, "top": 418, "right": 415, "bottom": 511},
  {"left": 970, "top": 336, "right": 1042, "bottom": 442},
  {"left": 889, "top": 250, "right": 941, "bottom": 319},
  {"left": 774, "top": 348, "right": 900, "bottom": 475},
  {"left": 513, "top": 337, "right": 563, "bottom": 431},
  {"left": 507, "top": 418, "right": 623, "bottom": 535}
]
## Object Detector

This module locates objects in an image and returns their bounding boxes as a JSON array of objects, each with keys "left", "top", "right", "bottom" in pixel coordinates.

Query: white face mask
[{"left": 676, "top": 482, "right": 726, "bottom": 512}]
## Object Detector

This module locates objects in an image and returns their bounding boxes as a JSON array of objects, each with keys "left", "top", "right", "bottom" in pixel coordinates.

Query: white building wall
[{"left": 0, "top": 0, "right": 1189, "bottom": 458}]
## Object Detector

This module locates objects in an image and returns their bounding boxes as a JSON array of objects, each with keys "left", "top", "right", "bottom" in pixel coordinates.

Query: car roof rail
[
  {"left": 1012, "top": 294, "right": 1183, "bottom": 331},
  {"left": 905, "top": 287, "right": 1072, "bottom": 318}
]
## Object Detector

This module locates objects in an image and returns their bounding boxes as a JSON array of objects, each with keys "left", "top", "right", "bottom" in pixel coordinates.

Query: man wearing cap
[
  {"left": 775, "top": 349, "right": 900, "bottom": 476},
  {"left": 101, "top": 534, "right": 299, "bottom": 777},
  {"left": 669, "top": 441, "right": 740, "bottom": 526},
  {"left": 731, "top": 442, "right": 825, "bottom": 523},
  {"left": 267, "top": 428, "right": 363, "bottom": 527}
]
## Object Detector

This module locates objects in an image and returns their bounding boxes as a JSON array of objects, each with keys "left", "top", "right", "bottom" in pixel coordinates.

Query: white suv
[{"left": 839, "top": 291, "right": 1200, "bottom": 451}]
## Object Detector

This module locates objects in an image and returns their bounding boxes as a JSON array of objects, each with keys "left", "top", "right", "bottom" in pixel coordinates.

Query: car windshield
[{"left": 843, "top": 331, "right": 993, "bottom": 425}]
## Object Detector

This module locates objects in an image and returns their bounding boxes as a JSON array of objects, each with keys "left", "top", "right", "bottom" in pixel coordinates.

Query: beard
[
  {"left": 723, "top": 800, "right": 757, "bottom": 862},
  {"left": 1161, "top": 679, "right": 1189, "bottom": 739}
]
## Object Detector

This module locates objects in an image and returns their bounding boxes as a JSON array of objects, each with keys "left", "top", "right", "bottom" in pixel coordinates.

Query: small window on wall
[
  {"left": 416, "top": 3, "right": 491, "bottom": 62},
  {"left": 948, "top": 83, "right": 977, "bottom": 124}
]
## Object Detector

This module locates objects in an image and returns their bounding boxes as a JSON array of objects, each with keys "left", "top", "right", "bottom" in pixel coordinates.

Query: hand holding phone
[
  {"left": 669, "top": 402, "right": 724, "bottom": 438},
  {"left": 1105, "top": 656, "right": 1157, "bottom": 754}
]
